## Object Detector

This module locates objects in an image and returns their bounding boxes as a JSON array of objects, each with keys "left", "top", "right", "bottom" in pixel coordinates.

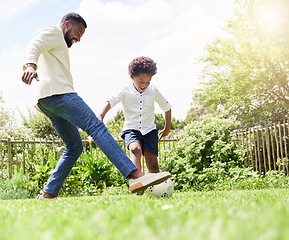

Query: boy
[{"left": 99, "top": 56, "right": 172, "bottom": 173}]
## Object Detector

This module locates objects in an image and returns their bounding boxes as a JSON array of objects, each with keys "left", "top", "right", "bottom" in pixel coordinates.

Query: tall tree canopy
[
  {"left": 0, "top": 94, "right": 12, "bottom": 128},
  {"left": 194, "top": 0, "right": 289, "bottom": 127}
]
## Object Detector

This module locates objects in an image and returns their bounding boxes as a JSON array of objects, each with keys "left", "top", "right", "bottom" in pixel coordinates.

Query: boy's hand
[
  {"left": 159, "top": 109, "right": 171, "bottom": 140},
  {"left": 158, "top": 128, "right": 170, "bottom": 140}
]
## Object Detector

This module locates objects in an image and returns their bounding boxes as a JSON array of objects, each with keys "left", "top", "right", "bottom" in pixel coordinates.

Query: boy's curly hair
[{"left": 128, "top": 56, "right": 157, "bottom": 77}]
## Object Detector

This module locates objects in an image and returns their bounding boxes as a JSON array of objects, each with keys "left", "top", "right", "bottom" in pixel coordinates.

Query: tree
[
  {"left": 21, "top": 108, "right": 58, "bottom": 139},
  {"left": 20, "top": 108, "right": 89, "bottom": 140},
  {"left": 194, "top": 0, "right": 289, "bottom": 127},
  {"left": 155, "top": 113, "right": 185, "bottom": 130},
  {"left": 0, "top": 94, "right": 12, "bottom": 128},
  {"left": 105, "top": 110, "right": 125, "bottom": 138}
]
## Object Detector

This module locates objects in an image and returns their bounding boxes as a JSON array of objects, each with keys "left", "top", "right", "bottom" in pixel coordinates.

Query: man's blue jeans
[{"left": 37, "top": 93, "right": 137, "bottom": 196}]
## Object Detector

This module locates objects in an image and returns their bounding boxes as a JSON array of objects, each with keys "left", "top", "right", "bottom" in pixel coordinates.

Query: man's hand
[{"left": 22, "top": 64, "right": 39, "bottom": 85}]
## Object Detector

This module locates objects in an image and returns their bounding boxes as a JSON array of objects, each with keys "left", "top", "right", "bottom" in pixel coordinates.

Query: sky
[{"left": 0, "top": 0, "right": 236, "bottom": 124}]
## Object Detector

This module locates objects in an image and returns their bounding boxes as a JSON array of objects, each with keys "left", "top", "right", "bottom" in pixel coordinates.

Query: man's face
[{"left": 64, "top": 22, "right": 85, "bottom": 48}]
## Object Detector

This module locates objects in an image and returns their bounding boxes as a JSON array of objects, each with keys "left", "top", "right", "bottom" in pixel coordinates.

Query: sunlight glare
[{"left": 258, "top": 4, "right": 282, "bottom": 32}]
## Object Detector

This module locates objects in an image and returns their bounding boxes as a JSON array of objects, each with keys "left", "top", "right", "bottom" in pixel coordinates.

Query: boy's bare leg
[
  {"left": 144, "top": 151, "right": 159, "bottom": 173},
  {"left": 129, "top": 142, "right": 142, "bottom": 171}
]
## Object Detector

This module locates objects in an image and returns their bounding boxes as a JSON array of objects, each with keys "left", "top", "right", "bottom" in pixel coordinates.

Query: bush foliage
[
  {"left": 160, "top": 116, "right": 246, "bottom": 190},
  {"left": 2, "top": 114, "right": 289, "bottom": 199}
]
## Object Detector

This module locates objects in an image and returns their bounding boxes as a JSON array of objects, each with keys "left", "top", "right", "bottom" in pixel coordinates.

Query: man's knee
[
  {"left": 75, "top": 142, "right": 84, "bottom": 157},
  {"left": 67, "top": 139, "right": 83, "bottom": 157}
]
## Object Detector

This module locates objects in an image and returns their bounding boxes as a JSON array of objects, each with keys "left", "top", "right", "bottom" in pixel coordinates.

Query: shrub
[
  {"left": 61, "top": 149, "right": 126, "bottom": 196},
  {"left": 159, "top": 115, "right": 246, "bottom": 190},
  {"left": 0, "top": 172, "right": 36, "bottom": 199}
]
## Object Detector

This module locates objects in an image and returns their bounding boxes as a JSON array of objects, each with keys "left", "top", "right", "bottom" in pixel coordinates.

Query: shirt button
[
  {"left": 140, "top": 108, "right": 142, "bottom": 110},
  {"left": 140, "top": 101, "right": 142, "bottom": 103}
]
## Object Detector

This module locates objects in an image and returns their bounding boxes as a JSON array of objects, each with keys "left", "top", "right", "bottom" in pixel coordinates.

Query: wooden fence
[
  {"left": 0, "top": 135, "right": 179, "bottom": 179},
  {"left": 232, "top": 120, "right": 289, "bottom": 175}
]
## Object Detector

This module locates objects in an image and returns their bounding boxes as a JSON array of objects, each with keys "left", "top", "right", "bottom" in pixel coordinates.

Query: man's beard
[{"left": 64, "top": 28, "right": 73, "bottom": 48}]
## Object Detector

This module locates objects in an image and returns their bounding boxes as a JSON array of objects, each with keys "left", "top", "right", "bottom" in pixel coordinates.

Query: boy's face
[{"left": 131, "top": 73, "right": 152, "bottom": 93}]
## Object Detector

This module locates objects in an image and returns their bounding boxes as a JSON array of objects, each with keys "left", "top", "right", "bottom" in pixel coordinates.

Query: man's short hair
[{"left": 60, "top": 12, "right": 87, "bottom": 28}]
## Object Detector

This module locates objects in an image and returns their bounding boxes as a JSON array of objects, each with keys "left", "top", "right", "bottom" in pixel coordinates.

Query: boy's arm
[
  {"left": 98, "top": 101, "right": 111, "bottom": 122},
  {"left": 158, "top": 109, "right": 171, "bottom": 140}
]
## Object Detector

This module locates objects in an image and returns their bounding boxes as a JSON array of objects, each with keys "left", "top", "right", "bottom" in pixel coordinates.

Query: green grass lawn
[{"left": 1, "top": 188, "right": 289, "bottom": 240}]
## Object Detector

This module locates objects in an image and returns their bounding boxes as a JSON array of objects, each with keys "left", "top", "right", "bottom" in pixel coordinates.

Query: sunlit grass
[{"left": 1, "top": 189, "right": 289, "bottom": 240}]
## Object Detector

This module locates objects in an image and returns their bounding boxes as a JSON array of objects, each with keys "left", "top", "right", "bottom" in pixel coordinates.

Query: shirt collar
[{"left": 130, "top": 82, "right": 149, "bottom": 95}]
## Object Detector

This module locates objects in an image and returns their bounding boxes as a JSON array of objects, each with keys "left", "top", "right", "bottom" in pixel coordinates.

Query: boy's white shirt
[
  {"left": 108, "top": 83, "right": 172, "bottom": 135},
  {"left": 23, "top": 25, "right": 75, "bottom": 106}
]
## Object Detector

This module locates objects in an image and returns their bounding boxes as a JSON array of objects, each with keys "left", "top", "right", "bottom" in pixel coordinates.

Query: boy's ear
[{"left": 130, "top": 75, "right": 134, "bottom": 80}]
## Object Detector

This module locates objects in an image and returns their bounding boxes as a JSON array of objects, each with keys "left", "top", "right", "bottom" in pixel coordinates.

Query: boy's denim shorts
[{"left": 121, "top": 129, "right": 158, "bottom": 156}]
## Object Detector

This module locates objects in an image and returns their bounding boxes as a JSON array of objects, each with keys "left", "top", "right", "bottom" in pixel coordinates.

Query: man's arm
[
  {"left": 158, "top": 109, "right": 171, "bottom": 140},
  {"left": 22, "top": 63, "right": 39, "bottom": 85},
  {"left": 22, "top": 26, "right": 61, "bottom": 85}
]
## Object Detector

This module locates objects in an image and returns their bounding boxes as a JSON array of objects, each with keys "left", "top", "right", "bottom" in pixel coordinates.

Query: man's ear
[{"left": 63, "top": 21, "right": 72, "bottom": 32}]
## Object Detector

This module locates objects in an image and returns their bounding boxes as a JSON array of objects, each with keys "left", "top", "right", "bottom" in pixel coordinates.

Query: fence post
[
  {"left": 261, "top": 129, "right": 267, "bottom": 173},
  {"left": 252, "top": 129, "right": 258, "bottom": 171},
  {"left": 256, "top": 129, "right": 262, "bottom": 173},
  {"left": 274, "top": 123, "right": 280, "bottom": 172},
  {"left": 244, "top": 130, "right": 249, "bottom": 167},
  {"left": 0, "top": 137, "right": 3, "bottom": 179},
  {"left": 270, "top": 124, "right": 276, "bottom": 171},
  {"left": 8, "top": 137, "right": 12, "bottom": 179},
  {"left": 283, "top": 121, "right": 288, "bottom": 174},
  {"left": 248, "top": 129, "right": 253, "bottom": 168},
  {"left": 265, "top": 126, "right": 271, "bottom": 172},
  {"left": 22, "top": 138, "right": 26, "bottom": 175}
]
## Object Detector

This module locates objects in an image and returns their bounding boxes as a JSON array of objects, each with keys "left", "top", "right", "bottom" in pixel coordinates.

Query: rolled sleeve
[
  {"left": 108, "top": 91, "right": 123, "bottom": 108},
  {"left": 154, "top": 87, "right": 172, "bottom": 112}
]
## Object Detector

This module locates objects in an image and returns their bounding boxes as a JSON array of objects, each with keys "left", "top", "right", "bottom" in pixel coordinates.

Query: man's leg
[
  {"left": 41, "top": 93, "right": 137, "bottom": 178},
  {"left": 38, "top": 102, "right": 83, "bottom": 197}
]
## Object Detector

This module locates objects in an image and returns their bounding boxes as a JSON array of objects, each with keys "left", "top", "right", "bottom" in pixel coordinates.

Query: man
[{"left": 21, "top": 12, "right": 170, "bottom": 199}]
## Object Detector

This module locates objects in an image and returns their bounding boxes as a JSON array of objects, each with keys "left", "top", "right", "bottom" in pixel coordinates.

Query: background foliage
[
  {"left": 2, "top": 0, "right": 289, "bottom": 199},
  {"left": 160, "top": 115, "right": 246, "bottom": 190},
  {"left": 190, "top": 0, "right": 289, "bottom": 127}
]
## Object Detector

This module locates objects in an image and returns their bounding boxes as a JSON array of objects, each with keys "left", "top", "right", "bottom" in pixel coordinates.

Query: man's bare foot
[{"left": 43, "top": 192, "right": 56, "bottom": 198}]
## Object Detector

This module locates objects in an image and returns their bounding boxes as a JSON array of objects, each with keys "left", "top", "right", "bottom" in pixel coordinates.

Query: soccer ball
[{"left": 144, "top": 178, "right": 174, "bottom": 198}]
